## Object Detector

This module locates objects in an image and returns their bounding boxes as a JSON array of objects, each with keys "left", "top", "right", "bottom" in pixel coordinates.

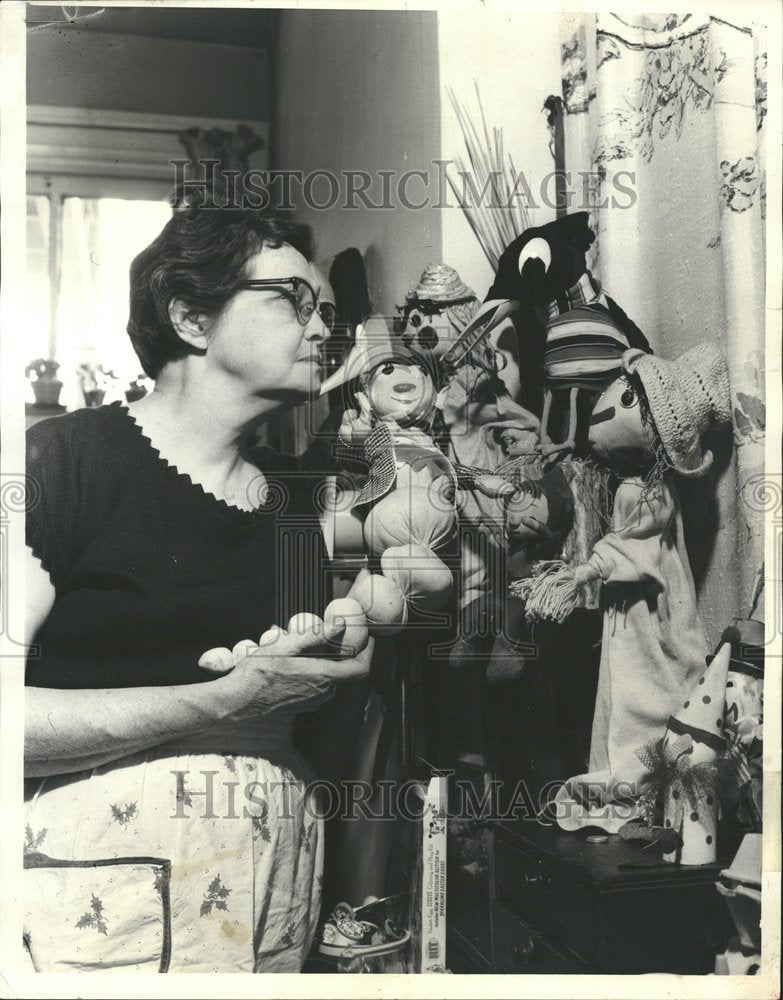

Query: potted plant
[
  {"left": 25, "top": 358, "right": 63, "bottom": 406},
  {"left": 124, "top": 374, "right": 152, "bottom": 403},
  {"left": 76, "top": 363, "right": 116, "bottom": 408}
]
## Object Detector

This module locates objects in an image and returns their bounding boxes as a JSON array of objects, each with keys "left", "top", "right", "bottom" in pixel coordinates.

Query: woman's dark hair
[{"left": 127, "top": 206, "right": 314, "bottom": 377}]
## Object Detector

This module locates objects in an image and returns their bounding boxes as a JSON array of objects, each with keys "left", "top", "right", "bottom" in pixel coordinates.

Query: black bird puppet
[{"left": 485, "top": 211, "right": 652, "bottom": 458}]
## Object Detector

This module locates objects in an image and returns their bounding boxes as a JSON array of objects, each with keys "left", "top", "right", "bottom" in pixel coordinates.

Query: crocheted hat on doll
[{"left": 623, "top": 342, "right": 732, "bottom": 477}]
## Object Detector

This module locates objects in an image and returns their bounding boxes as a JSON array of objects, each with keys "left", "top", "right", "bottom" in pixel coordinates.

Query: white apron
[{"left": 23, "top": 715, "right": 323, "bottom": 973}]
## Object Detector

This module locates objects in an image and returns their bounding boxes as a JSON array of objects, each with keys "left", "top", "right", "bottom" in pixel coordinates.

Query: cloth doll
[
  {"left": 515, "top": 342, "right": 733, "bottom": 832},
  {"left": 338, "top": 342, "right": 539, "bottom": 632},
  {"left": 388, "top": 264, "right": 539, "bottom": 637},
  {"left": 483, "top": 216, "right": 650, "bottom": 613},
  {"left": 479, "top": 466, "right": 575, "bottom": 682},
  {"left": 484, "top": 211, "right": 651, "bottom": 420},
  {"left": 637, "top": 643, "right": 732, "bottom": 865},
  {"left": 391, "top": 262, "right": 540, "bottom": 474},
  {"left": 393, "top": 263, "right": 481, "bottom": 360},
  {"left": 390, "top": 263, "right": 542, "bottom": 636},
  {"left": 336, "top": 349, "right": 459, "bottom": 630}
]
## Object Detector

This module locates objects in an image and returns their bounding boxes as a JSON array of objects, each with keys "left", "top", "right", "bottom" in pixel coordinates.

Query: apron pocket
[{"left": 24, "top": 852, "right": 172, "bottom": 972}]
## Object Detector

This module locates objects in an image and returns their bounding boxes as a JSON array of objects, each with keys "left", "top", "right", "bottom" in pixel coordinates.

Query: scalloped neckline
[{"left": 110, "top": 400, "right": 270, "bottom": 521}]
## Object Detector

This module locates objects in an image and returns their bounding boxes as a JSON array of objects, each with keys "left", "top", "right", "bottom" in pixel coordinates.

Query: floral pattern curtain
[{"left": 559, "top": 12, "right": 767, "bottom": 642}]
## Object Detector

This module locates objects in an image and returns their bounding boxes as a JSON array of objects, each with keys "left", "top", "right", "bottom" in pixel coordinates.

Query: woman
[{"left": 23, "top": 204, "right": 373, "bottom": 973}]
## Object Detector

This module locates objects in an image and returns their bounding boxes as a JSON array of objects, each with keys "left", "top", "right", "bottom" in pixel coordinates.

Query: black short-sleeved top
[{"left": 26, "top": 402, "right": 325, "bottom": 689}]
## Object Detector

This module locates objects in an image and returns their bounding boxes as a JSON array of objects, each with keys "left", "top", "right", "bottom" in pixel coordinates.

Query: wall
[
  {"left": 437, "top": 11, "right": 563, "bottom": 298},
  {"left": 273, "top": 10, "right": 561, "bottom": 316},
  {"left": 27, "top": 27, "right": 268, "bottom": 121},
  {"left": 273, "top": 9, "right": 442, "bottom": 317}
]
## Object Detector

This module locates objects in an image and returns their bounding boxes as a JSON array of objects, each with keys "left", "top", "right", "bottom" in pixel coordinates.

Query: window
[
  {"left": 26, "top": 195, "right": 52, "bottom": 363},
  {"left": 26, "top": 176, "right": 171, "bottom": 409},
  {"left": 26, "top": 104, "right": 267, "bottom": 409}
]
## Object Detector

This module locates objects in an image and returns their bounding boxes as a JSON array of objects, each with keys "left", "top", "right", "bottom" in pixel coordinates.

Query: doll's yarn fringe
[
  {"left": 630, "top": 370, "right": 673, "bottom": 522},
  {"left": 510, "top": 560, "right": 578, "bottom": 623}
]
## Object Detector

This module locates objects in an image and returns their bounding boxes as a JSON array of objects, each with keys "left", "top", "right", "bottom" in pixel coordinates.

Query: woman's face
[{"left": 206, "top": 242, "right": 329, "bottom": 399}]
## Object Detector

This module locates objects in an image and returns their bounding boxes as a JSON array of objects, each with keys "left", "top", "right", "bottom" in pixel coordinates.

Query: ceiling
[{"left": 26, "top": 4, "right": 275, "bottom": 49}]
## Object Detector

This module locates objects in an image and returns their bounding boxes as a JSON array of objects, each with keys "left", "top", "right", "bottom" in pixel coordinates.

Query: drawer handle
[
  {"left": 512, "top": 937, "right": 536, "bottom": 967},
  {"left": 522, "top": 873, "right": 543, "bottom": 887}
]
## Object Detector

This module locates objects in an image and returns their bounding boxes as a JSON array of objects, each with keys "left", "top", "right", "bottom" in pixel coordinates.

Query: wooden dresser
[
  {"left": 447, "top": 790, "right": 735, "bottom": 974},
  {"left": 428, "top": 612, "right": 736, "bottom": 975},
  {"left": 488, "top": 821, "right": 735, "bottom": 974}
]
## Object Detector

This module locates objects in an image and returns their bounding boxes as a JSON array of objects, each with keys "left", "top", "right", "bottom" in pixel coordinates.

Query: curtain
[{"left": 559, "top": 12, "right": 767, "bottom": 643}]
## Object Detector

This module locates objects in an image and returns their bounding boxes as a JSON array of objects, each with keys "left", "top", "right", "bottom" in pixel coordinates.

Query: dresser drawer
[
  {"left": 491, "top": 901, "right": 584, "bottom": 974},
  {"left": 494, "top": 835, "right": 596, "bottom": 962}
]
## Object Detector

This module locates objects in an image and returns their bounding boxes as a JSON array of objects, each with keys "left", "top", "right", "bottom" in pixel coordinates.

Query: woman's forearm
[
  {"left": 25, "top": 638, "right": 372, "bottom": 779},
  {"left": 25, "top": 678, "right": 235, "bottom": 778}
]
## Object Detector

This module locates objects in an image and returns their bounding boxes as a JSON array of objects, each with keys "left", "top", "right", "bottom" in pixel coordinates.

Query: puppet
[
  {"left": 337, "top": 342, "right": 540, "bottom": 631},
  {"left": 484, "top": 211, "right": 651, "bottom": 452},
  {"left": 323, "top": 263, "right": 540, "bottom": 634},
  {"left": 515, "top": 342, "right": 732, "bottom": 831},
  {"left": 337, "top": 349, "right": 458, "bottom": 629},
  {"left": 392, "top": 263, "right": 540, "bottom": 472},
  {"left": 636, "top": 643, "right": 732, "bottom": 865},
  {"left": 460, "top": 465, "right": 575, "bottom": 681},
  {"left": 392, "top": 264, "right": 543, "bottom": 649}
]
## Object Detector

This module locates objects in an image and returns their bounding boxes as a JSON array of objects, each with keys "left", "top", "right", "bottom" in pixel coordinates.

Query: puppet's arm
[
  {"left": 512, "top": 478, "right": 675, "bottom": 621},
  {"left": 586, "top": 479, "right": 675, "bottom": 586},
  {"left": 453, "top": 464, "right": 518, "bottom": 499},
  {"left": 338, "top": 390, "right": 375, "bottom": 447}
]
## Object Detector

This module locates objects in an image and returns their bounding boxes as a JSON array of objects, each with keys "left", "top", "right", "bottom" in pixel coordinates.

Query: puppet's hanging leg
[
  {"left": 352, "top": 570, "right": 409, "bottom": 633},
  {"left": 538, "top": 387, "right": 578, "bottom": 459},
  {"left": 352, "top": 543, "right": 454, "bottom": 633},
  {"left": 381, "top": 543, "right": 453, "bottom": 611},
  {"left": 538, "top": 388, "right": 555, "bottom": 454}
]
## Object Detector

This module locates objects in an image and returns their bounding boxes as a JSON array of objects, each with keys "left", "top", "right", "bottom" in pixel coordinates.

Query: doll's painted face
[
  {"left": 588, "top": 375, "right": 656, "bottom": 471},
  {"left": 393, "top": 302, "right": 457, "bottom": 359},
  {"left": 367, "top": 360, "right": 436, "bottom": 423},
  {"left": 506, "top": 491, "right": 550, "bottom": 546},
  {"left": 500, "top": 428, "right": 533, "bottom": 457}
]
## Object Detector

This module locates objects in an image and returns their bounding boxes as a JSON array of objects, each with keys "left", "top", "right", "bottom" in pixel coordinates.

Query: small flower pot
[
  {"left": 32, "top": 379, "right": 63, "bottom": 407},
  {"left": 83, "top": 389, "right": 106, "bottom": 408}
]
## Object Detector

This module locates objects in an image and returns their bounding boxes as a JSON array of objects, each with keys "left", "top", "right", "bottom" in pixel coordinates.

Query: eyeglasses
[{"left": 237, "top": 276, "right": 336, "bottom": 331}]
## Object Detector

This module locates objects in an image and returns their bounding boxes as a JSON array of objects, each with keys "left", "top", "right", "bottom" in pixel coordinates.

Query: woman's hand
[
  {"left": 215, "top": 636, "right": 375, "bottom": 723},
  {"left": 198, "top": 599, "right": 370, "bottom": 673},
  {"left": 197, "top": 599, "right": 373, "bottom": 720}
]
